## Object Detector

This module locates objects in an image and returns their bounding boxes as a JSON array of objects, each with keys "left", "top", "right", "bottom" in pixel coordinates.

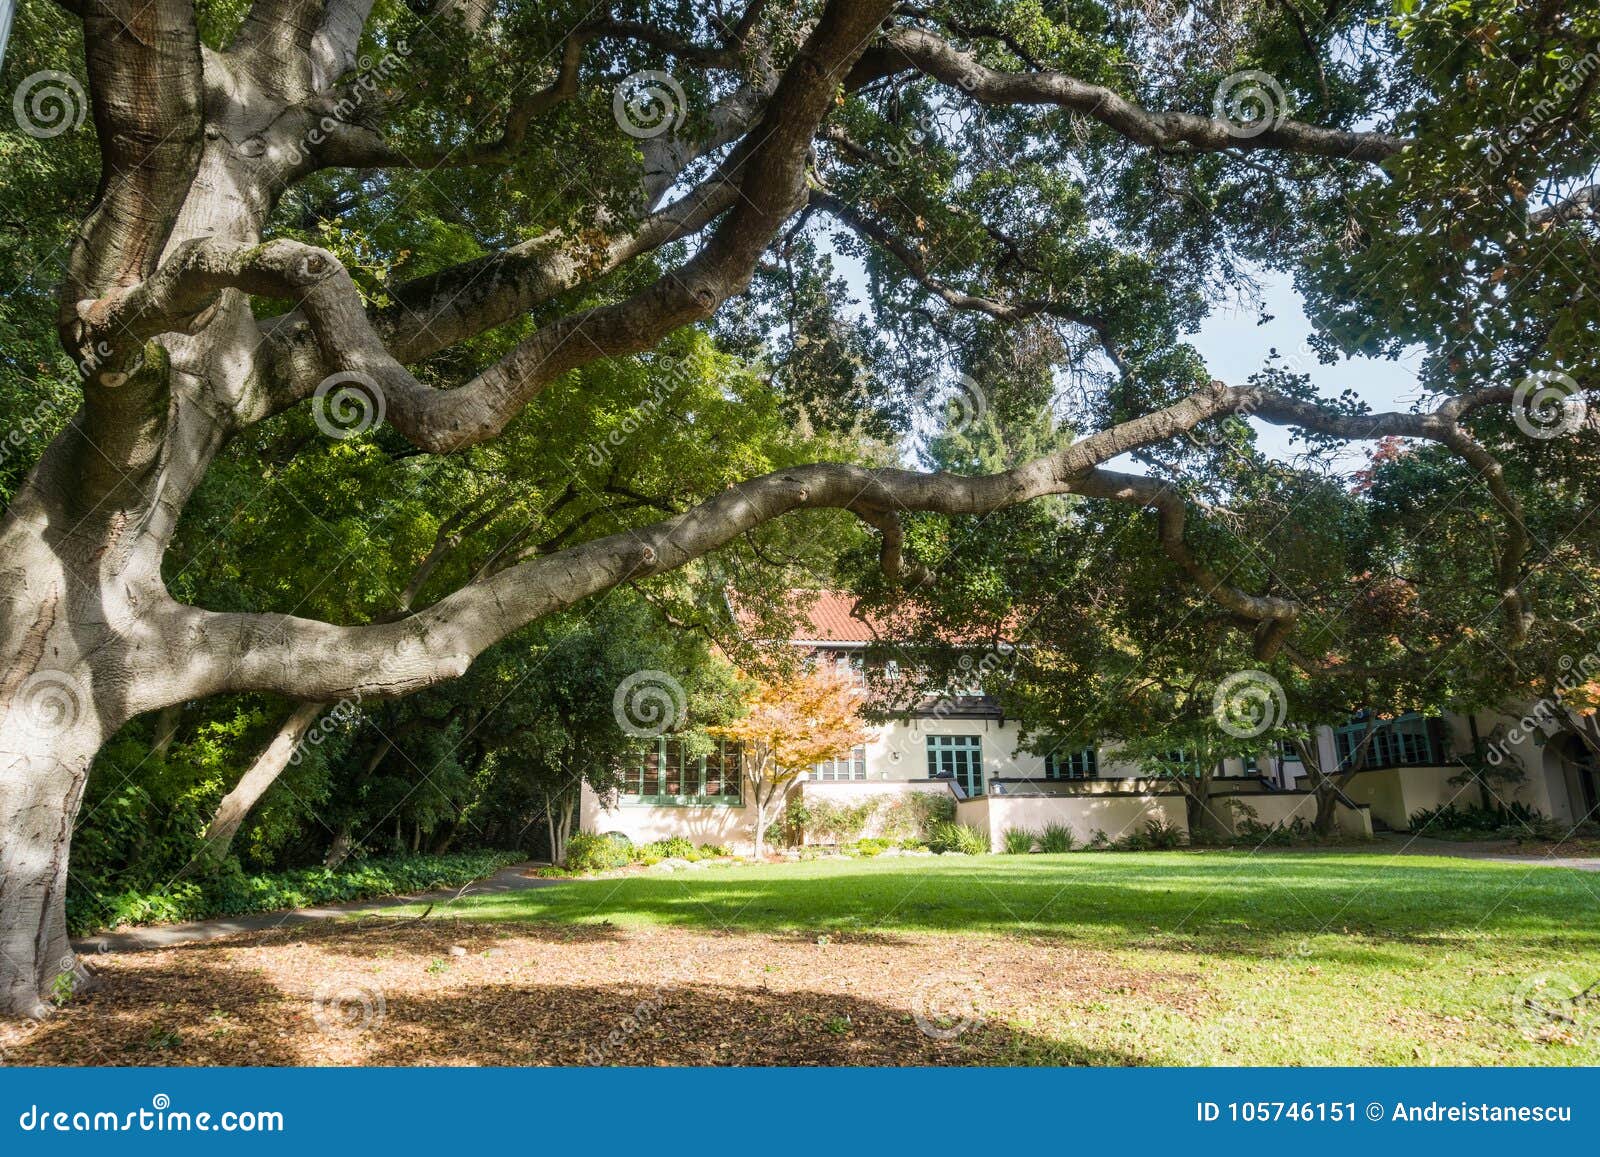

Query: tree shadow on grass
[{"left": 446, "top": 854, "right": 1600, "bottom": 962}]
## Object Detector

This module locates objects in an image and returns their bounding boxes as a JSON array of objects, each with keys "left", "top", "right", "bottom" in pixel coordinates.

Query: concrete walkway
[
  {"left": 1376, "top": 832, "right": 1600, "bottom": 872},
  {"left": 74, "top": 862, "right": 566, "bottom": 954}
]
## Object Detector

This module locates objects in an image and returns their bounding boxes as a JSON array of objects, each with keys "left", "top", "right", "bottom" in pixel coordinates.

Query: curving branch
[
  {"left": 883, "top": 25, "right": 1407, "bottom": 163},
  {"left": 245, "top": 1, "right": 898, "bottom": 451},
  {"left": 150, "top": 379, "right": 1540, "bottom": 706}
]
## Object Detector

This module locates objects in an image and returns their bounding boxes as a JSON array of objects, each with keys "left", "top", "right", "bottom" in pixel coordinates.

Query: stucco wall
[
  {"left": 958, "top": 793, "right": 1190, "bottom": 852},
  {"left": 579, "top": 778, "right": 957, "bottom": 852},
  {"left": 1213, "top": 790, "right": 1372, "bottom": 837},
  {"left": 579, "top": 782, "right": 761, "bottom": 848},
  {"left": 871, "top": 716, "right": 1049, "bottom": 784},
  {"left": 795, "top": 779, "right": 952, "bottom": 839}
]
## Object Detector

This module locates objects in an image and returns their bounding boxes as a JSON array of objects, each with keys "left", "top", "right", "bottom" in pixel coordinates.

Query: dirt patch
[{"left": 5, "top": 921, "right": 1197, "bottom": 1066}]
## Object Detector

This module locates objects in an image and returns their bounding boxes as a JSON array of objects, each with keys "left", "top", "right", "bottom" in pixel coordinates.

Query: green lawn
[{"left": 384, "top": 849, "right": 1600, "bottom": 1064}]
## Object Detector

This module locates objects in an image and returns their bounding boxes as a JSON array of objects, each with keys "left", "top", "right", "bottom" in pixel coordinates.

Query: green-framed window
[
  {"left": 810, "top": 745, "right": 867, "bottom": 781},
  {"left": 927, "top": 735, "right": 984, "bottom": 797},
  {"left": 1334, "top": 712, "right": 1444, "bottom": 773},
  {"left": 620, "top": 738, "right": 743, "bottom": 805},
  {"left": 1045, "top": 747, "right": 1098, "bottom": 779}
]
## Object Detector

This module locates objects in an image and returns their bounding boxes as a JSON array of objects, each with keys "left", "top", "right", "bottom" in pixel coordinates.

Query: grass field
[
  {"left": 378, "top": 848, "right": 1600, "bottom": 1065},
  {"left": 14, "top": 848, "right": 1600, "bottom": 1066}
]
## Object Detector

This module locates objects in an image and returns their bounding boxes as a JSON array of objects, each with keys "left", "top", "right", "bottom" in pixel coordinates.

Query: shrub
[
  {"left": 854, "top": 837, "right": 894, "bottom": 857},
  {"left": 1141, "top": 817, "right": 1185, "bottom": 849},
  {"left": 1038, "top": 822, "right": 1076, "bottom": 854},
  {"left": 880, "top": 791, "right": 956, "bottom": 840},
  {"left": 698, "top": 842, "right": 732, "bottom": 858},
  {"left": 804, "top": 797, "right": 881, "bottom": 845},
  {"left": 1411, "top": 802, "right": 1540, "bottom": 835},
  {"left": 1001, "top": 827, "right": 1037, "bottom": 855},
  {"left": 651, "top": 835, "right": 698, "bottom": 860},
  {"left": 1236, "top": 816, "right": 1316, "bottom": 846},
  {"left": 928, "top": 820, "right": 989, "bottom": 855},
  {"left": 765, "top": 800, "right": 810, "bottom": 848},
  {"left": 66, "top": 850, "right": 522, "bottom": 937},
  {"left": 565, "top": 831, "right": 634, "bottom": 873}
]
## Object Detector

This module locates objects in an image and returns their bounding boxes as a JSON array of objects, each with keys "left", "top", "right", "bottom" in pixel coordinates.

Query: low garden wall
[
  {"left": 958, "top": 789, "right": 1371, "bottom": 850},
  {"left": 958, "top": 792, "right": 1189, "bottom": 851}
]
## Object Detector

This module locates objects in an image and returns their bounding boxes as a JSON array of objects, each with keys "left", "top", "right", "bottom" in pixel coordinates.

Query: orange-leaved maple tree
[{"left": 710, "top": 662, "right": 869, "bottom": 858}]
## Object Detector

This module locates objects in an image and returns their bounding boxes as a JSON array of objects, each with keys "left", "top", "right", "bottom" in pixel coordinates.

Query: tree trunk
[
  {"left": 324, "top": 826, "right": 354, "bottom": 870},
  {"left": 200, "top": 702, "right": 322, "bottom": 864},
  {"left": 0, "top": 697, "right": 105, "bottom": 1017},
  {"left": 1184, "top": 762, "right": 1225, "bottom": 839},
  {"left": 151, "top": 704, "right": 182, "bottom": 756}
]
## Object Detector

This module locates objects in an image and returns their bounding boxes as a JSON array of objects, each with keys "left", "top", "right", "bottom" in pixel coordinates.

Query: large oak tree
[{"left": 0, "top": 0, "right": 1596, "bottom": 1014}]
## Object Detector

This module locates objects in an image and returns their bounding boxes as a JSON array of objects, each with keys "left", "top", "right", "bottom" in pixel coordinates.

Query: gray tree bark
[{"left": 201, "top": 703, "right": 324, "bottom": 863}]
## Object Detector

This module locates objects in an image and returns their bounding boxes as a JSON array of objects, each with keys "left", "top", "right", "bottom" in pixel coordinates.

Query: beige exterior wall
[
  {"left": 958, "top": 793, "right": 1189, "bottom": 852},
  {"left": 868, "top": 715, "right": 1049, "bottom": 783},
  {"left": 579, "top": 781, "right": 761, "bottom": 848},
  {"left": 579, "top": 776, "right": 956, "bottom": 853},
  {"left": 1213, "top": 790, "right": 1373, "bottom": 837}
]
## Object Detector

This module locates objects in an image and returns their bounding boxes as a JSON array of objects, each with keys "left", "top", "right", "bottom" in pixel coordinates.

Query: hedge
[{"left": 67, "top": 850, "right": 524, "bottom": 936}]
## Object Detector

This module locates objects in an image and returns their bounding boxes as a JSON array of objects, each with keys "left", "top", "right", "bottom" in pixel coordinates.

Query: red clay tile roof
[
  {"left": 733, "top": 590, "right": 1018, "bottom": 647},
  {"left": 729, "top": 589, "right": 884, "bottom": 644},
  {"left": 788, "top": 590, "right": 881, "bottom": 643}
]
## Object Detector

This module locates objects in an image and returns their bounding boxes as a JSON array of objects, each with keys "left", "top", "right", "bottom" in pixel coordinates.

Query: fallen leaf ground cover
[{"left": 10, "top": 850, "right": 1598, "bottom": 1065}]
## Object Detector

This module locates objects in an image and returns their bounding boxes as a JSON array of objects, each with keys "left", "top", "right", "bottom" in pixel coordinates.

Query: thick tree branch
[
  {"left": 884, "top": 25, "right": 1406, "bottom": 162},
  {"left": 156, "top": 380, "right": 1532, "bottom": 704}
]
